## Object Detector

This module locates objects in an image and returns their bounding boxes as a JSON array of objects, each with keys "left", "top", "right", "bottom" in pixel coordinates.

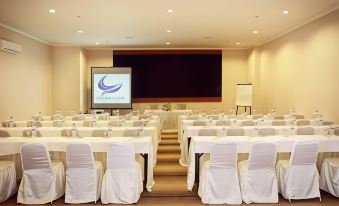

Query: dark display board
[{"left": 113, "top": 50, "right": 222, "bottom": 102}]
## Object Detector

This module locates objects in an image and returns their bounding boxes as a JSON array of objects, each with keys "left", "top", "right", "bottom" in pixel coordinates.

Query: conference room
[{"left": 1, "top": 0, "right": 339, "bottom": 205}]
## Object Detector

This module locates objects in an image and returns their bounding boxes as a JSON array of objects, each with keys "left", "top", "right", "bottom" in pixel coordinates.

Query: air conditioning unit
[{"left": 0, "top": 39, "right": 22, "bottom": 54}]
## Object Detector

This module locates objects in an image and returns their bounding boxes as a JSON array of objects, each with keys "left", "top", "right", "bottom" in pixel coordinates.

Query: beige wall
[
  {"left": 0, "top": 25, "right": 52, "bottom": 121},
  {"left": 257, "top": 9, "right": 339, "bottom": 123},
  {"left": 86, "top": 49, "right": 248, "bottom": 114},
  {"left": 51, "top": 47, "right": 82, "bottom": 114},
  {"left": 80, "top": 48, "right": 88, "bottom": 111}
]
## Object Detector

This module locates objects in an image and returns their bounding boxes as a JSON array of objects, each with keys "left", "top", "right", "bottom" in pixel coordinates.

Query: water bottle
[
  {"left": 71, "top": 123, "right": 77, "bottom": 137},
  {"left": 9, "top": 116, "right": 14, "bottom": 127},
  {"left": 139, "top": 124, "right": 144, "bottom": 137},
  {"left": 212, "top": 108, "right": 216, "bottom": 115},
  {"left": 272, "top": 107, "right": 276, "bottom": 116},
  {"left": 107, "top": 123, "right": 113, "bottom": 137},
  {"left": 31, "top": 125, "right": 37, "bottom": 137}
]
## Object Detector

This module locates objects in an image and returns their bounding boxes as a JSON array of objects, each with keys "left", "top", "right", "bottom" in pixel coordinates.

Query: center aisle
[{"left": 142, "top": 130, "right": 197, "bottom": 197}]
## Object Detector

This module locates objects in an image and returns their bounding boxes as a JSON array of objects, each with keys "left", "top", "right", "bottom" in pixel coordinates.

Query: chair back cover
[
  {"left": 0, "top": 130, "right": 10, "bottom": 137},
  {"left": 123, "top": 129, "right": 139, "bottom": 137},
  {"left": 227, "top": 128, "right": 244, "bottom": 136},
  {"left": 66, "top": 143, "right": 95, "bottom": 169},
  {"left": 21, "top": 143, "right": 52, "bottom": 171},
  {"left": 92, "top": 129, "right": 106, "bottom": 137},
  {"left": 248, "top": 142, "right": 277, "bottom": 170},
  {"left": 242, "top": 120, "right": 254, "bottom": 126},
  {"left": 334, "top": 128, "right": 339, "bottom": 136},
  {"left": 252, "top": 115, "right": 264, "bottom": 120},
  {"left": 295, "top": 115, "right": 305, "bottom": 119},
  {"left": 187, "top": 116, "right": 199, "bottom": 120},
  {"left": 193, "top": 120, "right": 207, "bottom": 126},
  {"left": 133, "top": 120, "right": 145, "bottom": 127},
  {"left": 290, "top": 141, "right": 319, "bottom": 166},
  {"left": 272, "top": 120, "right": 286, "bottom": 126},
  {"left": 216, "top": 120, "right": 230, "bottom": 126},
  {"left": 210, "top": 143, "right": 237, "bottom": 170},
  {"left": 258, "top": 128, "right": 276, "bottom": 136},
  {"left": 296, "top": 120, "right": 310, "bottom": 126},
  {"left": 296, "top": 127, "right": 315, "bottom": 135},
  {"left": 198, "top": 128, "right": 217, "bottom": 136},
  {"left": 107, "top": 143, "right": 135, "bottom": 169},
  {"left": 274, "top": 115, "right": 284, "bottom": 120}
]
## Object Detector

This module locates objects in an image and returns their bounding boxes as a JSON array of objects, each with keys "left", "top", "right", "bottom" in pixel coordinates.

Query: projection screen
[{"left": 91, "top": 67, "right": 132, "bottom": 109}]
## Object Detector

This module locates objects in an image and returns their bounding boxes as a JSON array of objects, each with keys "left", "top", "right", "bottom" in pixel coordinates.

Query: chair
[
  {"left": 83, "top": 120, "right": 95, "bottom": 127},
  {"left": 187, "top": 116, "right": 199, "bottom": 120},
  {"left": 216, "top": 120, "right": 230, "bottom": 126},
  {"left": 207, "top": 115, "right": 218, "bottom": 120},
  {"left": 133, "top": 120, "right": 145, "bottom": 127},
  {"left": 0, "top": 161, "right": 16, "bottom": 203},
  {"left": 2, "top": 121, "right": 16, "bottom": 127},
  {"left": 276, "top": 141, "right": 320, "bottom": 202},
  {"left": 320, "top": 157, "right": 339, "bottom": 197},
  {"left": 242, "top": 120, "right": 255, "bottom": 126},
  {"left": 149, "top": 104, "right": 158, "bottom": 110},
  {"left": 22, "top": 129, "right": 42, "bottom": 137},
  {"left": 252, "top": 115, "right": 264, "bottom": 120},
  {"left": 296, "top": 127, "right": 315, "bottom": 135},
  {"left": 296, "top": 120, "right": 310, "bottom": 126},
  {"left": 272, "top": 120, "right": 286, "bottom": 126},
  {"left": 65, "top": 143, "right": 103, "bottom": 203},
  {"left": 198, "top": 128, "right": 217, "bottom": 136},
  {"left": 322, "top": 121, "right": 334, "bottom": 126},
  {"left": 295, "top": 115, "right": 305, "bottom": 119},
  {"left": 98, "top": 116, "right": 107, "bottom": 120},
  {"left": 227, "top": 128, "right": 245, "bottom": 136},
  {"left": 110, "top": 120, "right": 122, "bottom": 127},
  {"left": 0, "top": 130, "right": 10, "bottom": 137},
  {"left": 238, "top": 142, "right": 278, "bottom": 203},
  {"left": 334, "top": 128, "right": 339, "bottom": 136},
  {"left": 193, "top": 120, "right": 207, "bottom": 126},
  {"left": 176, "top": 104, "right": 186, "bottom": 110},
  {"left": 101, "top": 143, "right": 143, "bottom": 204},
  {"left": 274, "top": 115, "right": 284, "bottom": 120},
  {"left": 17, "top": 143, "right": 65, "bottom": 204},
  {"left": 61, "top": 129, "right": 79, "bottom": 137},
  {"left": 123, "top": 129, "right": 140, "bottom": 137},
  {"left": 72, "top": 116, "right": 80, "bottom": 121},
  {"left": 258, "top": 128, "right": 276, "bottom": 136},
  {"left": 198, "top": 143, "right": 242, "bottom": 204}
]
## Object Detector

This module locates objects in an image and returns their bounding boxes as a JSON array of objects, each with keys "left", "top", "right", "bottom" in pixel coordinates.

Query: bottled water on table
[
  {"left": 31, "top": 125, "right": 37, "bottom": 137},
  {"left": 71, "top": 123, "right": 77, "bottom": 137},
  {"left": 139, "top": 124, "right": 144, "bottom": 137}
]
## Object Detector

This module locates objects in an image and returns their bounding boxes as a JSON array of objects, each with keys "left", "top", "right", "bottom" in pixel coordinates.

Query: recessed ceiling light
[
  {"left": 236, "top": 42, "right": 240, "bottom": 45},
  {"left": 165, "top": 42, "right": 171, "bottom": 45},
  {"left": 283, "top": 10, "right": 289, "bottom": 14},
  {"left": 166, "top": 30, "right": 172, "bottom": 33},
  {"left": 77, "top": 30, "right": 83, "bottom": 34},
  {"left": 167, "top": 9, "right": 174, "bottom": 13},
  {"left": 49, "top": 9, "right": 56, "bottom": 13},
  {"left": 253, "top": 30, "right": 258, "bottom": 34},
  {"left": 95, "top": 42, "right": 100, "bottom": 45}
]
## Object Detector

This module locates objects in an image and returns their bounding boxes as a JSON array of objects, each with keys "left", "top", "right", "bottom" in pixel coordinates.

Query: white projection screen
[{"left": 91, "top": 67, "right": 132, "bottom": 109}]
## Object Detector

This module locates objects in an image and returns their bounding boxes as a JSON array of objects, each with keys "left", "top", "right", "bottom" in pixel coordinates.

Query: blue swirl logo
[{"left": 98, "top": 75, "right": 122, "bottom": 96}]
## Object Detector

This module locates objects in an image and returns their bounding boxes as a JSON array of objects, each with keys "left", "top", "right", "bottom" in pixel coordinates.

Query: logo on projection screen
[{"left": 98, "top": 75, "right": 122, "bottom": 96}]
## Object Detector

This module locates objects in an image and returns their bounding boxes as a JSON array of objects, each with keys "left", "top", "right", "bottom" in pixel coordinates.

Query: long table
[
  {"left": 0, "top": 136, "right": 154, "bottom": 191},
  {"left": 144, "top": 110, "right": 192, "bottom": 130},
  {"left": 187, "top": 135, "right": 339, "bottom": 191}
]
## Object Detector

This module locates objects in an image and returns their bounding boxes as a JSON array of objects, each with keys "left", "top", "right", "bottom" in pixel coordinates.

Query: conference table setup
[
  {"left": 186, "top": 134, "right": 339, "bottom": 191},
  {"left": 144, "top": 109, "right": 192, "bottom": 130}
]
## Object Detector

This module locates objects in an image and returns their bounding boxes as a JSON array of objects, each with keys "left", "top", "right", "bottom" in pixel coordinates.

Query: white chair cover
[
  {"left": 258, "top": 128, "right": 276, "bottom": 136},
  {"left": 296, "top": 127, "right": 315, "bottom": 135},
  {"left": 101, "top": 143, "right": 143, "bottom": 204},
  {"left": 272, "top": 120, "right": 286, "bottom": 126},
  {"left": 65, "top": 143, "right": 103, "bottom": 203},
  {"left": 193, "top": 120, "right": 207, "bottom": 126},
  {"left": 17, "top": 143, "right": 65, "bottom": 204},
  {"left": 227, "top": 128, "right": 244, "bottom": 136},
  {"left": 320, "top": 158, "right": 339, "bottom": 197},
  {"left": 215, "top": 120, "right": 230, "bottom": 126},
  {"left": 238, "top": 142, "right": 278, "bottom": 203},
  {"left": 296, "top": 120, "right": 310, "bottom": 126},
  {"left": 276, "top": 141, "right": 320, "bottom": 201},
  {"left": 198, "top": 143, "right": 242, "bottom": 204},
  {"left": 241, "top": 120, "right": 255, "bottom": 126},
  {"left": 0, "top": 161, "right": 16, "bottom": 202},
  {"left": 198, "top": 128, "right": 217, "bottom": 136}
]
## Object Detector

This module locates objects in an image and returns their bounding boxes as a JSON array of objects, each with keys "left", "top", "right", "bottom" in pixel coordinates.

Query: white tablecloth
[
  {"left": 0, "top": 136, "right": 154, "bottom": 191},
  {"left": 145, "top": 110, "right": 192, "bottom": 130},
  {"left": 180, "top": 125, "right": 335, "bottom": 166},
  {"left": 187, "top": 135, "right": 339, "bottom": 191}
]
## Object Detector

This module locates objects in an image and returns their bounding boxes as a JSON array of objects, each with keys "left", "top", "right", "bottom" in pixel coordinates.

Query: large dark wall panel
[{"left": 113, "top": 50, "right": 222, "bottom": 102}]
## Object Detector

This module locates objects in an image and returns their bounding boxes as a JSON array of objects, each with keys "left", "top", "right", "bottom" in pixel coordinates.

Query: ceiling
[{"left": 0, "top": 0, "right": 339, "bottom": 49}]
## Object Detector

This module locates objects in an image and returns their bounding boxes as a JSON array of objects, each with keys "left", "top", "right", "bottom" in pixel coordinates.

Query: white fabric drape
[
  {"left": 65, "top": 143, "right": 103, "bottom": 204},
  {"left": 276, "top": 141, "right": 321, "bottom": 201},
  {"left": 320, "top": 157, "right": 339, "bottom": 197},
  {"left": 198, "top": 143, "right": 242, "bottom": 204},
  {"left": 17, "top": 143, "right": 65, "bottom": 204},
  {"left": 0, "top": 161, "right": 16, "bottom": 202},
  {"left": 238, "top": 142, "right": 278, "bottom": 203},
  {"left": 101, "top": 143, "right": 143, "bottom": 204}
]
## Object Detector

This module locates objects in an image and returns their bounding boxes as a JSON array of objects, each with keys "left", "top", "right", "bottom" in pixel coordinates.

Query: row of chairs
[
  {"left": 191, "top": 119, "right": 333, "bottom": 126},
  {"left": 197, "top": 127, "right": 339, "bottom": 136},
  {"left": 0, "top": 143, "right": 143, "bottom": 204},
  {"left": 198, "top": 141, "right": 339, "bottom": 204}
]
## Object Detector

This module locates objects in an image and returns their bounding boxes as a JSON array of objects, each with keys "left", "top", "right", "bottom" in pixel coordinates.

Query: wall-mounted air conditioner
[{"left": 0, "top": 39, "right": 22, "bottom": 54}]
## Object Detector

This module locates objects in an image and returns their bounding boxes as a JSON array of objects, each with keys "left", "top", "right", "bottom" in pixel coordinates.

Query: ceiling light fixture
[
  {"left": 49, "top": 9, "right": 56, "bottom": 13},
  {"left": 166, "top": 30, "right": 172, "bottom": 33},
  {"left": 283, "top": 10, "right": 289, "bottom": 14},
  {"left": 95, "top": 42, "right": 100, "bottom": 45},
  {"left": 77, "top": 30, "right": 83, "bottom": 34},
  {"left": 236, "top": 42, "right": 240, "bottom": 45},
  {"left": 165, "top": 42, "right": 171, "bottom": 45},
  {"left": 253, "top": 30, "right": 258, "bottom": 34},
  {"left": 167, "top": 9, "right": 174, "bottom": 13}
]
